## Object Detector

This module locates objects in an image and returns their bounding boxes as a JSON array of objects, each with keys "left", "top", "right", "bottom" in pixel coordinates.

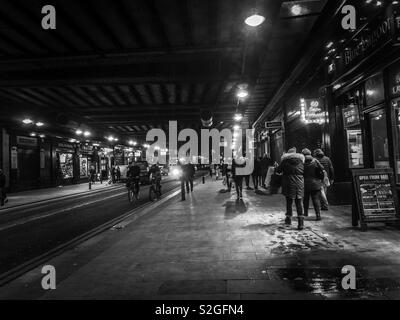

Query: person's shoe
[
  {"left": 304, "top": 212, "right": 308, "bottom": 217},
  {"left": 247, "top": 187, "right": 253, "bottom": 190},
  {"left": 316, "top": 213, "right": 321, "bottom": 221},
  {"left": 321, "top": 207, "right": 329, "bottom": 211},
  {"left": 285, "top": 216, "right": 292, "bottom": 225},
  {"left": 297, "top": 217, "right": 304, "bottom": 230}
]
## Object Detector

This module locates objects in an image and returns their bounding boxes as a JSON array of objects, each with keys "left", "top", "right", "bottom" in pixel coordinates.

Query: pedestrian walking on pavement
[
  {"left": 313, "top": 149, "right": 334, "bottom": 211},
  {"left": 260, "top": 154, "right": 272, "bottom": 188},
  {"left": 111, "top": 166, "right": 116, "bottom": 184},
  {"left": 302, "top": 149, "right": 325, "bottom": 221},
  {"left": 186, "top": 162, "right": 195, "bottom": 192},
  {"left": 275, "top": 147, "right": 305, "bottom": 230},
  {"left": 0, "top": 169, "right": 8, "bottom": 205},
  {"left": 89, "top": 166, "right": 96, "bottom": 184},
  {"left": 252, "top": 157, "right": 261, "bottom": 190},
  {"left": 116, "top": 166, "right": 121, "bottom": 183},
  {"left": 232, "top": 157, "right": 246, "bottom": 200}
]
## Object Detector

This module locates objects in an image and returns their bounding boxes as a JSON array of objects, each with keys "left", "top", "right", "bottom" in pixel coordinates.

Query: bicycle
[
  {"left": 149, "top": 175, "right": 161, "bottom": 201},
  {"left": 127, "top": 177, "right": 140, "bottom": 203}
]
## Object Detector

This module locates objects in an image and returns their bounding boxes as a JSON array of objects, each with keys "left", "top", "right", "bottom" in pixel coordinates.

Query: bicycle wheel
[
  {"left": 156, "top": 184, "right": 162, "bottom": 198},
  {"left": 149, "top": 186, "right": 157, "bottom": 201},
  {"left": 128, "top": 189, "right": 135, "bottom": 203}
]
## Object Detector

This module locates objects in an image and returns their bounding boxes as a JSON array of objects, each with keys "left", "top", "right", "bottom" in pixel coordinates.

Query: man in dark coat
[
  {"left": 252, "top": 157, "right": 261, "bottom": 190},
  {"left": 0, "top": 169, "right": 8, "bottom": 205},
  {"left": 275, "top": 148, "right": 305, "bottom": 230},
  {"left": 260, "top": 154, "right": 272, "bottom": 188},
  {"left": 185, "top": 162, "right": 195, "bottom": 193},
  {"left": 232, "top": 157, "right": 246, "bottom": 200},
  {"left": 116, "top": 166, "right": 121, "bottom": 182},
  {"left": 302, "top": 149, "right": 324, "bottom": 220},
  {"left": 313, "top": 149, "right": 334, "bottom": 210}
]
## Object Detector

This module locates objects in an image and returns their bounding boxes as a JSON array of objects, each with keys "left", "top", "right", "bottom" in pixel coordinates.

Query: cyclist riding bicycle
[
  {"left": 127, "top": 162, "right": 141, "bottom": 198},
  {"left": 149, "top": 163, "right": 162, "bottom": 185}
]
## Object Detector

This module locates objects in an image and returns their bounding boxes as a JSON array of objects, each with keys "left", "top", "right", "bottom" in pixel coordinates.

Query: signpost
[
  {"left": 351, "top": 169, "right": 400, "bottom": 231},
  {"left": 265, "top": 121, "right": 282, "bottom": 130}
]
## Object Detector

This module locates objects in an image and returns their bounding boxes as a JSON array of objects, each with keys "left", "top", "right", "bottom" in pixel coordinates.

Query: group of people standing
[
  {"left": 110, "top": 166, "right": 121, "bottom": 184},
  {"left": 179, "top": 161, "right": 196, "bottom": 193},
  {"left": 220, "top": 154, "right": 273, "bottom": 200},
  {"left": 275, "top": 147, "right": 334, "bottom": 230}
]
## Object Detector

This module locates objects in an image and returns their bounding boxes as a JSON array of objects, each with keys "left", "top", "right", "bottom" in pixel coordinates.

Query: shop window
[
  {"left": 346, "top": 130, "right": 364, "bottom": 169},
  {"left": 59, "top": 153, "right": 74, "bottom": 179},
  {"left": 80, "top": 157, "right": 88, "bottom": 177},
  {"left": 369, "top": 109, "right": 390, "bottom": 169},
  {"left": 365, "top": 72, "right": 385, "bottom": 108},
  {"left": 392, "top": 99, "right": 400, "bottom": 183}
]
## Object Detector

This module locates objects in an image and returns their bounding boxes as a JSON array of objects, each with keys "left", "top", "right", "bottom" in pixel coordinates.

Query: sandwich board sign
[{"left": 351, "top": 168, "right": 400, "bottom": 231}]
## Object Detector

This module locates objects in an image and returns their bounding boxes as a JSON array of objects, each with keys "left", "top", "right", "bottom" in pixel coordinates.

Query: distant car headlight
[{"left": 171, "top": 168, "right": 181, "bottom": 177}]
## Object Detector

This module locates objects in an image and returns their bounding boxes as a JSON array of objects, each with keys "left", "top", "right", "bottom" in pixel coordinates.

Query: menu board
[
  {"left": 347, "top": 130, "right": 364, "bottom": 168},
  {"left": 352, "top": 169, "right": 399, "bottom": 227},
  {"left": 342, "top": 104, "right": 360, "bottom": 128}
]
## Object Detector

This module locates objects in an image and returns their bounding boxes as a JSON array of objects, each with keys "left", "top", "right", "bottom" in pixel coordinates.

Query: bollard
[
  {"left": 202, "top": 176, "right": 205, "bottom": 184},
  {"left": 181, "top": 179, "right": 185, "bottom": 201}
]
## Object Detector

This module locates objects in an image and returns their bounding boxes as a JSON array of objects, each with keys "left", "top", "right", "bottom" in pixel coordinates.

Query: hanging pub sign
[
  {"left": 300, "top": 98, "right": 327, "bottom": 123},
  {"left": 342, "top": 104, "right": 360, "bottom": 128},
  {"left": 351, "top": 169, "right": 400, "bottom": 231},
  {"left": 265, "top": 121, "right": 282, "bottom": 130}
]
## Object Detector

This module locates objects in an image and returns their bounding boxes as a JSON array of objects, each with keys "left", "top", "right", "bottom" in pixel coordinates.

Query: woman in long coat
[
  {"left": 275, "top": 148, "right": 305, "bottom": 230},
  {"left": 302, "top": 149, "right": 324, "bottom": 220}
]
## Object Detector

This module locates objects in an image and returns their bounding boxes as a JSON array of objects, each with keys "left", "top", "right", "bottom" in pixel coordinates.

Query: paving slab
[{"left": 1, "top": 178, "right": 400, "bottom": 300}]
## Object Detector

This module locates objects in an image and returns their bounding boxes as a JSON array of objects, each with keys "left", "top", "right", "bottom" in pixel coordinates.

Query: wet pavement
[{"left": 0, "top": 177, "right": 400, "bottom": 300}]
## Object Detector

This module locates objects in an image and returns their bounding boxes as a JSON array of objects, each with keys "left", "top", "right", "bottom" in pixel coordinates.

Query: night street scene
[{"left": 1, "top": 0, "right": 400, "bottom": 307}]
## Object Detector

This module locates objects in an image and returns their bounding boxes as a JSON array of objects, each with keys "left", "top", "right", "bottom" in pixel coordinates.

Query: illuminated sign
[
  {"left": 343, "top": 104, "right": 360, "bottom": 128},
  {"left": 300, "top": 98, "right": 327, "bottom": 124}
]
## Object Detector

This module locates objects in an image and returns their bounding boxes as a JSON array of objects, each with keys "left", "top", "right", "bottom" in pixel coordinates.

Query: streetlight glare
[
  {"left": 244, "top": 14, "right": 265, "bottom": 27},
  {"left": 22, "top": 118, "right": 33, "bottom": 124},
  {"left": 237, "top": 90, "right": 249, "bottom": 99}
]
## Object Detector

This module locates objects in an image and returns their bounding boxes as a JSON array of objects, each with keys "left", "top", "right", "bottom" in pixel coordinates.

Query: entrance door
[
  {"left": 368, "top": 108, "right": 390, "bottom": 169},
  {"left": 18, "top": 147, "right": 39, "bottom": 189}
]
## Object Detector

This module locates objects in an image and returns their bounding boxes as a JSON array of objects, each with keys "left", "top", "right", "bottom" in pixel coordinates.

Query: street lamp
[
  {"left": 83, "top": 131, "right": 91, "bottom": 137},
  {"left": 22, "top": 118, "right": 33, "bottom": 124},
  {"left": 236, "top": 89, "right": 248, "bottom": 99},
  {"left": 36, "top": 122, "right": 44, "bottom": 127},
  {"left": 234, "top": 114, "right": 243, "bottom": 121},
  {"left": 244, "top": 14, "right": 265, "bottom": 27},
  {"left": 76, "top": 129, "right": 83, "bottom": 135}
]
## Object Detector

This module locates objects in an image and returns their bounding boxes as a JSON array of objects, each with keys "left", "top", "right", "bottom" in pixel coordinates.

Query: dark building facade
[{"left": 256, "top": 2, "right": 400, "bottom": 205}]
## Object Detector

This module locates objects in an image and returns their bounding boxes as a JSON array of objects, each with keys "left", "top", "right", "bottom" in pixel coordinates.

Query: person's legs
[
  {"left": 245, "top": 175, "right": 252, "bottom": 189},
  {"left": 252, "top": 174, "right": 258, "bottom": 189},
  {"left": 311, "top": 190, "right": 322, "bottom": 220},
  {"left": 285, "top": 197, "right": 293, "bottom": 224},
  {"left": 238, "top": 176, "right": 243, "bottom": 198},
  {"left": 185, "top": 179, "right": 190, "bottom": 193},
  {"left": 295, "top": 198, "right": 304, "bottom": 230},
  {"left": 320, "top": 185, "right": 329, "bottom": 210},
  {"left": 234, "top": 177, "right": 241, "bottom": 198},
  {"left": 190, "top": 178, "right": 193, "bottom": 191},
  {"left": 303, "top": 190, "right": 310, "bottom": 217}
]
